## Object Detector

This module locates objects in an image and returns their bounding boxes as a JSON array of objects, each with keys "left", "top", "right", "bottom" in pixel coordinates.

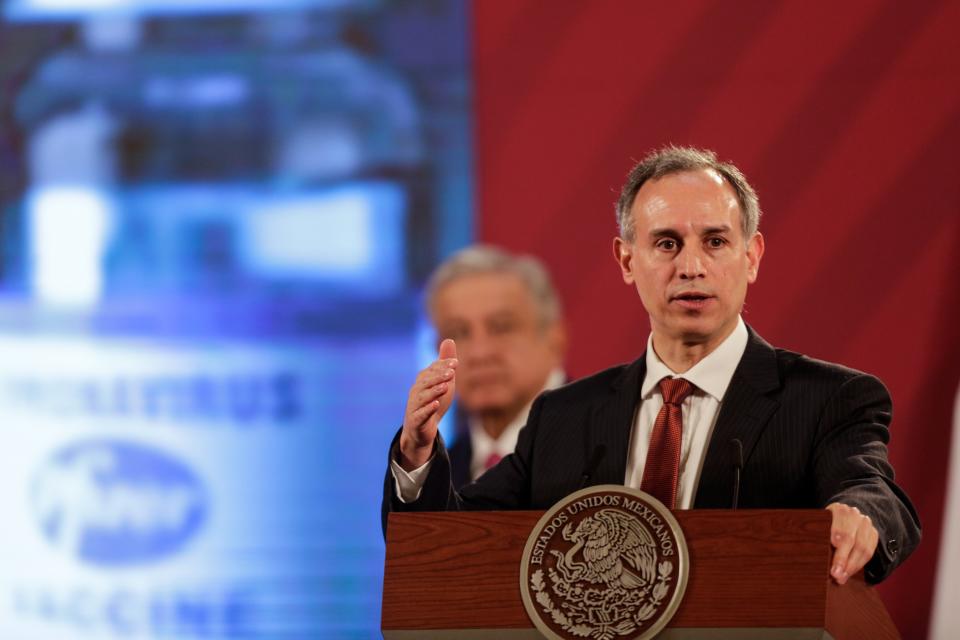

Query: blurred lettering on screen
[{"left": 0, "top": 0, "right": 472, "bottom": 637}]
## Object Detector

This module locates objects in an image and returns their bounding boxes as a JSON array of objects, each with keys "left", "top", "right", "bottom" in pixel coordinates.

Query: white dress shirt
[
  {"left": 393, "top": 319, "right": 747, "bottom": 506},
  {"left": 625, "top": 316, "right": 748, "bottom": 508}
]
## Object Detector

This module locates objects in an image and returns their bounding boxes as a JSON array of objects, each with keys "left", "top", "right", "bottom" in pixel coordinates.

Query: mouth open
[{"left": 671, "top": 292, "right": 714, "bottom": 310}]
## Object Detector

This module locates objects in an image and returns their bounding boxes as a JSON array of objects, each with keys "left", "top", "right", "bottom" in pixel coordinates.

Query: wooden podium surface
[{"left": 382, "top": 509, "right": 899, "bottom": 639}]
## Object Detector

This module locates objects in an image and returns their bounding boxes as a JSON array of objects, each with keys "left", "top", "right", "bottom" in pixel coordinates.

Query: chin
[
  {"left": 683, "top": 319, "right": 737, "bottom": 342},
  {"left": 672, "top": 321, "right": 722, "bottom": 342},
  {"left": 460, "top": 392, "right": 511, "bottom": 414}
]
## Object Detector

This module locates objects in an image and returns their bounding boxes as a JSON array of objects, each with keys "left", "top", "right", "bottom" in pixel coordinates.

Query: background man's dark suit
[
  {"left": 384, "top": 327, "right": 920, "bottom": 583},
  {"left": 447, "top": 374, "right": 566, "bottom": 488},
  {"left": 447, "top": 413, "right": 474, "bottom": 489}
]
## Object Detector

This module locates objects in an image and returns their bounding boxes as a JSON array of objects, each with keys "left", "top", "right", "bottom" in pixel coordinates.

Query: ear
[
  {"left": 745, "top": 231, "right": 765, "bottom": 283},
  {"left": 613, "top": 236, "right": 636, "bottom": 284}
]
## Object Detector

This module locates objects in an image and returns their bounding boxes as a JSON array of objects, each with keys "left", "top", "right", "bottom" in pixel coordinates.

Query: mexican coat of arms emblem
[{"left": 520, "top": 485, "right": 689, "bottom": 640}]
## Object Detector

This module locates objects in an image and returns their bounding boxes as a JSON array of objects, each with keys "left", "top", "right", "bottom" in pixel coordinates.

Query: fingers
[
  {"left": 398, "top": 344, "right": 459, "bottom": 471},
  {"left": 408, "top": 362, "right": 455, "bottom": 414},
  {"left": 413, "top": 378, "right": 450, "bottom": 409},
  {"left": 846, "top": 521, "right": 879, "bottom": 579},
  {"left": 408, "top": 397, "right": 440, "bottom": 424},
  {"left": 402, "top": 351, "right": 459, "bottom": 435},
  {"left": 412, "top": 354, "right": 458, "bottom": 392},
  {"left": 399, "top": 383, "right": 443, "bottom": 470},
  {"left": 417, "top": 364, "right": 456, "bottom": 389},
  {"left": 438, "top": 338, "right": 458, "bottom": 361},
  {"left": 826, "top": 502, "right": 879, "bottom": 585}
]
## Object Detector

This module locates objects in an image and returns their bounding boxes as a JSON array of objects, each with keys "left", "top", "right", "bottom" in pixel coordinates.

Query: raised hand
[{"left": 398, "top": 339, "right": 458, "bottom": 471}]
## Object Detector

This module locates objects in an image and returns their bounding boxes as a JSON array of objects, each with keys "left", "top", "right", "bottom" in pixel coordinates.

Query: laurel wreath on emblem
[{"left": 530, "top": 508, "right": 674, "bottom": 640}]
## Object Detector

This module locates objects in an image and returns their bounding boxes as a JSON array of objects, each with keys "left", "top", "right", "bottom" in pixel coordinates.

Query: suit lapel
[
  {"left": 694, "top": 328, "right": 781, "bottom": 507},
  {"left": 587, "top": 356, "right": 646, "bottom": 486}
]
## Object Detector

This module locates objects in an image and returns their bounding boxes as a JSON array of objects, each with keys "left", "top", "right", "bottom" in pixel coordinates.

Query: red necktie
[
  {"left": 484, "top": 452, "right": 502, "bottom": 470},
  {"left": 640, "top": 377, "right": 695, "bottom": 509}
]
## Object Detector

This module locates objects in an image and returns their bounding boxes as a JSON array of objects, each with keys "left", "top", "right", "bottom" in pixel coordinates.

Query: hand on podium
[
  {"left": 827, "top": 502, "right": 879, "bottom": 585},
  {"left": 399, "top": 339, "right": 459, "bottom": 471}
]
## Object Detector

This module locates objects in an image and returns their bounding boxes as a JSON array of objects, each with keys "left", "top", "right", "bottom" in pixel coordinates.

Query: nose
[
  {"left": 460, "top": 331, "right": 496, "bottom": 362},
  {"left": 678, "top": 246, "right": 706, "bottom": 280}
]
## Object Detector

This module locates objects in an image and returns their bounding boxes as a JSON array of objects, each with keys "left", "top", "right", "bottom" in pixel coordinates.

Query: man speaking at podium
[{"left": 383, "top": 146, "right": 920, "bottom": 584}]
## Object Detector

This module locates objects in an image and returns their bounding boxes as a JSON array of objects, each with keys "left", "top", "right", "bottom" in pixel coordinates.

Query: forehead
[
  {"left": 431, "top": 272, "right": 537, "bottom": 322},
  {"left": 631, "top": 169, "right": 742, "bottom": 233}
]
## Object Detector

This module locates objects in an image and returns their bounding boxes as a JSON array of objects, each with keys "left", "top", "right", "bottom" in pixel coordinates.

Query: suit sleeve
[
  {"left": 811, "top": 373, "right": 921, "bottom": 583},
  {"left": 381, "top": 392, "right": 547, "bottom": 535}
]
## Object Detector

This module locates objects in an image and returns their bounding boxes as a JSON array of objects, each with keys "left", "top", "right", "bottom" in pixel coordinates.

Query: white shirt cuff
[{"left": 390, "top": 456, "right": 434, "bottom": 503}]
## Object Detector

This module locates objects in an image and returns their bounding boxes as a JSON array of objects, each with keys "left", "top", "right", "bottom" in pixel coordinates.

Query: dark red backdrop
[{"left": 472, "top": 1, "right": 960, "bottom": 636}]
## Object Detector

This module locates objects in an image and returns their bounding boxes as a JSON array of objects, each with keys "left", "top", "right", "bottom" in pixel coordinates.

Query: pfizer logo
[{"left": 31, "top": 439, "right": 208, "bottom": 567}]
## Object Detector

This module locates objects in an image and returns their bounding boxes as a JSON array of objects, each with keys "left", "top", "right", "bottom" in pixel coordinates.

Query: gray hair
[
  {"left": 615, "top": 145, "right": 761, "bottom": 241},
  {"left": 426, "top": 245, "right": 562, "bottom": 327}
]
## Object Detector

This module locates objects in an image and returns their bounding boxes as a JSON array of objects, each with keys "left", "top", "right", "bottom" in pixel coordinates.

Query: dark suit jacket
[{"left": 383, "top": 328, "right": 920, "bottom": 583}]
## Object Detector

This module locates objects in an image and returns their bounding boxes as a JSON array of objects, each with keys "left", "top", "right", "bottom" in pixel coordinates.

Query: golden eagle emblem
[{"left": 552, "top": 508, "right": 658, "bottom": 591}]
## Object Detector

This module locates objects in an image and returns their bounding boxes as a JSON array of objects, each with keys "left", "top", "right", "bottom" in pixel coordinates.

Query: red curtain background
[{"left": 472, "top": 1, "right": 960, "bottom": 636}]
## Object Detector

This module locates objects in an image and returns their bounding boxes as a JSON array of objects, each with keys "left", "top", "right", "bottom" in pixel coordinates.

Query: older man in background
[{"left": 424, "top": 246, "right": 567, "bottom": 486}]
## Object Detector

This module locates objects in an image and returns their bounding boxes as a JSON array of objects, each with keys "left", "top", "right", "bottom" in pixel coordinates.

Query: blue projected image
[
  {"left": 28, "top": 186, "right": 114, "bottom": 307},
  {"left": 5, "top": 0, "right": 377, "bottom": 21},
  {"left": 0, "top": 1, "right": 472, "bottom": 638}
]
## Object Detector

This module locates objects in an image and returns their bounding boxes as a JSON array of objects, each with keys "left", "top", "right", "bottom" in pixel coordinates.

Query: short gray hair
[
  {"left": 426, "top": 245, "right": 562, "bottom": 327},
  {"left": 615, "top": 146, "right": 761, "bottom": 241}
]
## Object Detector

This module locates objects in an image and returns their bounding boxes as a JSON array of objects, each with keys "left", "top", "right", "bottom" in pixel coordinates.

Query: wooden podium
[{"left": 382, "top": 509, "right": 899, "bottom": 639}]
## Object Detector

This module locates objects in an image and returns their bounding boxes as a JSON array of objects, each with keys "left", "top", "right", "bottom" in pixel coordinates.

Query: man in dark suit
[
  {"left": 423, "top": 246, "right": 566, "bottom": 487},
  {"left": 385, "top": 146, "right": 920, "bottom": 584}
]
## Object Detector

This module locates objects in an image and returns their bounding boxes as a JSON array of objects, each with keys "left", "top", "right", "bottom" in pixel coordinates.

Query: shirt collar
[{"left": 641, "top": 317, "right": 748, "bottom": 402}]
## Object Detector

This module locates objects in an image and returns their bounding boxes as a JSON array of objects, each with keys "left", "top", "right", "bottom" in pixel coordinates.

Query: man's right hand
[{"left": 398, "top": 339, "right": 458, "bottom": 471}]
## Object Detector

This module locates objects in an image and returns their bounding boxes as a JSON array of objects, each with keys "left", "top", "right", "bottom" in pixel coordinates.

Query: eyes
[
  {"left": 444, "top": 325, "right": 470, "bottom": 341},
  {"left": 655, "top": 236, "right": 728, "bottom": 252},
  {"left": 441, "top": 315, "right": 522, "bottom": 342},
  {"left": 488, "top": 316, "right": 519, "bottom": 336}
]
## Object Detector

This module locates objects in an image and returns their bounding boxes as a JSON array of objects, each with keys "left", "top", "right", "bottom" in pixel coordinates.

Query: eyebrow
[
  {"left": 701, "top": 225, "right": 732, "bottom": 235},
  {"left": 648, "top": 224, "right": 732, "bottom": 237},
  {"left": 649, "top": 228, "right": 680, "bottom": 238}
]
